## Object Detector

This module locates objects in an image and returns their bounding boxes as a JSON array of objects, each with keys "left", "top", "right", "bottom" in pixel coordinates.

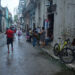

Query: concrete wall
[
  {"left": 6, "top": 8, "right": 9, "bottom": 28},
  {"left": 2, "top": 16, "right": 6, "bottom": 32},
  {"left": 35, "top": 0, "right": 48, "bottom": 28},
  {"left": 35, "top": 2, "right": 40, "bottom": 27},
  {"left": 23, "top": 0, "right": 48, "bottom": 30},
  {"left": 53, "top": 0, "right": 75, "bottom": 43},
  {"left": 65, "top": 0, "right": 75, "bottom": 40}
]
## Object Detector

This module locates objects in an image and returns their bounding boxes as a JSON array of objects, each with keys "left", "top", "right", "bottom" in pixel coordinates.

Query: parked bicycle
[{"left": 53, "top": 37, "right": 75, "bottom": 64}]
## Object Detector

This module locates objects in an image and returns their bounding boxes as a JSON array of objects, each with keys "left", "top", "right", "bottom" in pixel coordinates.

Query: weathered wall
[
  {"left": 35, "top": 0, "right": 48, "bottom": 28},
  {"left": 53, "top": 0, "right": 75, "bottom": 43},
  {"left": 65, "top": 0, "right": 75, "bottom": 40}
]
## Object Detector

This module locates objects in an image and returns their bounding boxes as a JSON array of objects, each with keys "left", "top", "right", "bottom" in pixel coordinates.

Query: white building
[
  {"left": 22, "top": 0, "right": 75, "bottom": 43},
  {"left": 35, "top": 0, "right": 48, "bottom": 28},
  {"left": 53, "top": 0, "right": 75, "bottom": 43}
]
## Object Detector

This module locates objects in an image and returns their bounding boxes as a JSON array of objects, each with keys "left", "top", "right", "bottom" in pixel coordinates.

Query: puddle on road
[{"left": 55, "top": 70, "right": 75, "bottom": 75}]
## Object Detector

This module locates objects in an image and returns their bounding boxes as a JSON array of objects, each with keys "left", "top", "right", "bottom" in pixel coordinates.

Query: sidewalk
[
  {"left": 24, "top": 34, "right": 75, "bottom": 70},
  {"left": 41, "top": 44, "right": 75, "bottom": 70},
  {"left": 0, "top": 33, "right": 6, "bottom": 47}
]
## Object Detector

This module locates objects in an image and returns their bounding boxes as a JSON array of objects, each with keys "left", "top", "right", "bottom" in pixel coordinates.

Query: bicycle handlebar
[
  {"left": 65, "top": 38, "right": 70, "bottom": 42},
  {"left": 58, "top": 37, "right": 70, "bottom": 43}
]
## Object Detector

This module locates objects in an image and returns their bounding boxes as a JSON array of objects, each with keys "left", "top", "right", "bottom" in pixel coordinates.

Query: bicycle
[{"left": 53, "top": 38, "right": 75, "bottom": 64}]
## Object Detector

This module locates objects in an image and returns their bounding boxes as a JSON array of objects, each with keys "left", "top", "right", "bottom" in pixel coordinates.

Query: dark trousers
[{"left": 33, "top": 37, "right": 37, "bottom": 47}]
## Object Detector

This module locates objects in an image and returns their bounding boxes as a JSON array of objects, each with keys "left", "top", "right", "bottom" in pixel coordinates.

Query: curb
[
  {"left": 41, "top": 47, "right": 75, "bottom": 70},
  {"left": 25, "top": 34, "right": 75, "bottom": 70}
]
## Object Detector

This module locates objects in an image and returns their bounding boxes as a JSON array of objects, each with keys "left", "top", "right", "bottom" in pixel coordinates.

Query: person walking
[
  {"left": 6, "top": 27, "right": 14, "bottom": 53},
  {"left": 32, "top": 28, "right": 37, "bottom": 47},
  {"left": 17, "top": 28, "right": 22, "bottom": 40}
]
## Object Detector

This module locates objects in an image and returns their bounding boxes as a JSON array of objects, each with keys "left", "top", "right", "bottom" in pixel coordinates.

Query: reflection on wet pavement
[
  {"left": 6, "top": 54, "right": 13, "bottom": 66},
  {"left": 0, "top": 35, "right": 74, "bottom": 75}
]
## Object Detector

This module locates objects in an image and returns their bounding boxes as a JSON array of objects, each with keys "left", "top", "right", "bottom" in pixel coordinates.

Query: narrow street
[{"left": 0, "top": 35, "right": 74, "bottom": 75}]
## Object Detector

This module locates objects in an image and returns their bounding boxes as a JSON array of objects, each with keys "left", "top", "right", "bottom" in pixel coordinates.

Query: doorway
[{"left": 47, "top": 14, "right": 54, "bottom": 41}]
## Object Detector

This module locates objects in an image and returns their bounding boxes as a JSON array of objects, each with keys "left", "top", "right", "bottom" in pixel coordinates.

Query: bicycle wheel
[
  {"left": 53, "top": 43, "right": 60, "bottom": 56},
  {"left": 59, "top": 48, "right": 74, "bottom": 64}
]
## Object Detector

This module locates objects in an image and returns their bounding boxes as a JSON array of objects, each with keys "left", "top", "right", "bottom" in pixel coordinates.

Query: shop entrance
[{"left": 47, "top": 14, "right": 54, "bottom": 41}]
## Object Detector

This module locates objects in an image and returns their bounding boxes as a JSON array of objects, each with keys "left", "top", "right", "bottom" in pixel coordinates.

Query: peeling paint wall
[{"left": 53, "top": 0, "right": 75, "bottom": 43}]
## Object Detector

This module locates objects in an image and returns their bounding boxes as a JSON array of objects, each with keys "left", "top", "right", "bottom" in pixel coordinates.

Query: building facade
[
  {"left": 23, "top": 0, "right": 48, "bottom": 30},
  {"left": 8, "top": 12, "right": 12, "bottom": 27},
  {"left": 22, "top": 0, "right": 32, "bottom": 31},
  {"left": 22, "top": 0, "right": 75, "bottom": 44},
  {"left": 53, "top": 0, "right": 75, "bottom": 43},
  {"left": 0, "top": 0, "right": 2, "bottom": 32},
  {"left": 0, "top": 0, "right": 9, "bottom": 32},
  {"left": 2, "top": 7, "right": 12, "bottom": 29},
  {"left": 18, "top": 0, "right": 25, "bottom": 28},
  {"left": 1, "top": 7, "right": 6, "bottom": 32}
]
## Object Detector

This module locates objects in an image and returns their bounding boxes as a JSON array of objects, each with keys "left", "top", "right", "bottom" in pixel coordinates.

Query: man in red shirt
[{"left": 6, "top": 27, "right": 14, "bottom": 53}]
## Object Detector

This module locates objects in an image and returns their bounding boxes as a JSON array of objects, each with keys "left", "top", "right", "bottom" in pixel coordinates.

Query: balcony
[{"left": 22, "top": 0, "right": 37, "bottom": 16}]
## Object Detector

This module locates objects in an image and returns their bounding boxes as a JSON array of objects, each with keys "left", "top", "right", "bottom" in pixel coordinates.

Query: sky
[{"left": 1, "top": 0, "right": 19, "bottom": 16}]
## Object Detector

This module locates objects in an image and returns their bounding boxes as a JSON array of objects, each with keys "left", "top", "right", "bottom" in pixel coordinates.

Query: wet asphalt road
[{"left": 0, "top": 35, "right": 74, "bottom": 75}]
